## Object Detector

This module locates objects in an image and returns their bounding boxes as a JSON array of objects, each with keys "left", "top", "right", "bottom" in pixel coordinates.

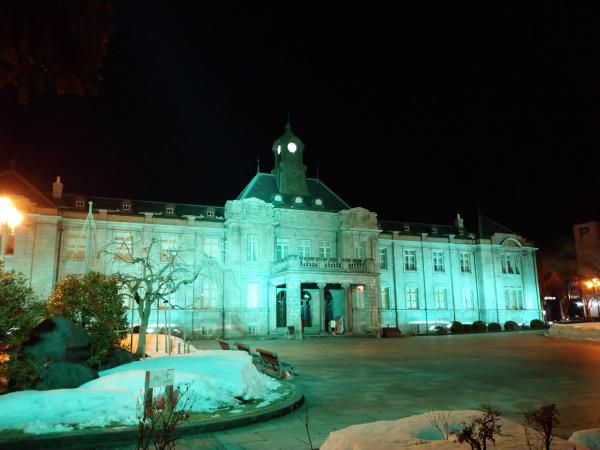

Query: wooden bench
[
  {"left": 233, "top": 342, "right": 263, "bottom": 368},
  {"left": 217, "top": 339, "right": 232, "bottom": 350},
  {"left": 255, "top": 348, "right": 297, "bottom": 379}
]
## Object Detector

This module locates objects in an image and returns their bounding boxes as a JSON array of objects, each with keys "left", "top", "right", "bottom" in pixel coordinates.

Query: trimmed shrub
[
  {"left": 463, "top": 323, "right": 473, "bottom": 333},
  {"left": 47, "top": 272, "right": 127, "bottom": 368},
  {"left": 530, "top": 319, "right": 547, "bottom": 330},
  {"left": 487, "top": 322, "right": 501, "bottom": 332},
  {"left": 450, "top": 321, "right": 464, "bottom": 334},
  {"left": 504, "top": 320, "right": 519, "bottom": 331},
  {"left": 472, "top": 321, "right": 487, "bottom": 333},
  {"left": 434, "top": 325, "right": 448, "bottom": 335}
]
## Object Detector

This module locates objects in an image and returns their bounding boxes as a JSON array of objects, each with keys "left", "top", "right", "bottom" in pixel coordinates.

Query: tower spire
[
  {"left": 286, "top": 109, "right": 291, "bottom": 130},
  {"left": 257, "top": 156, "right": 260, "bottom": 173}
]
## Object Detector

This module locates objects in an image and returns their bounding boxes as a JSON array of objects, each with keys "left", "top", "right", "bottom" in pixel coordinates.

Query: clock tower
[{"left": 272, "top": 122, "right": 310, "bottom": 195}]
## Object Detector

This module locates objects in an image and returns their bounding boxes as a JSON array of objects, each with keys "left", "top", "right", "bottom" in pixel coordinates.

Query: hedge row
[{"left": 448, "top": 319, "right": 547, "bottom": 334}]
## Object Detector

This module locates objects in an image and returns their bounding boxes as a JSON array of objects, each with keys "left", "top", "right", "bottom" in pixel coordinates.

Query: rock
[
  {"left": 26, "top": 317, "right": 91, "bottom": 365},
  {"left": 99, "top": 347, "right": 139, "bottom": 371},
  {"left": 23, "top": 318, "right": 97, "bottom": 390},
  {"left": 35, "top": 362, "right": 98, "bottom": 390}
]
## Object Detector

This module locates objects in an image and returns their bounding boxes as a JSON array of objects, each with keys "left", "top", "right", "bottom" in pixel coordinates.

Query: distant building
[{"left": 0, "top": 124, "right": 542, "bottom": 337}]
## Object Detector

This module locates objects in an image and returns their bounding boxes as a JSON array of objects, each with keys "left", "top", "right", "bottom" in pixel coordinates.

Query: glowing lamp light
[{"left": 0, "top": 197, "right": 23, "bottom": 232}]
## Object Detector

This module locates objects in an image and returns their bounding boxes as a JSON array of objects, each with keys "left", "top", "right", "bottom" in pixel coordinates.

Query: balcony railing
[{"left": 272, "top": 256, "right": 375, "bottom": 274}]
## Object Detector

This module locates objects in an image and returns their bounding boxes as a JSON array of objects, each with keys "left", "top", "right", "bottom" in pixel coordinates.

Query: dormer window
[
  {"left": 403, "top": 224, "right": 411, "bottom": 233},
  {"left": 166, "top": 207, "right": 174, "bottom": 215},
  {"left": 431, "top": 226, "right": 438, "bottom": 234},
  {"left": 122, "top": 202, "right": 131, "bottom": 212},
  {"left": 207, "top": 210, "right": 215, "bottom": 217},
  {"left": 75, "top": 200, "right": 85, "bottom": 208},
  {"left": 294, "top": 196, "right": 303, "bottom": 204},
  {"left": 314, "top": 198, "right": 323, "bottom": 207},
  {"left": 274, "top": 194, "right": 283, "bottom": 203}
]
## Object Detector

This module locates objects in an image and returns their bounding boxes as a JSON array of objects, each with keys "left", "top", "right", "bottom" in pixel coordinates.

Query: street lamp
[{"left": 584, "top": 278, "right": 600, "bottom": 321}]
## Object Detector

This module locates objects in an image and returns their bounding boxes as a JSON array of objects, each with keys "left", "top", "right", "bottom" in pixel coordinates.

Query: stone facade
[{"left": 0, "top": 126, "right": 543, "bottom": 337}]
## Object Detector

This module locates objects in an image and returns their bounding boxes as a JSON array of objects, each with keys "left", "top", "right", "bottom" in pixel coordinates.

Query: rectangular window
[
  {"left": 319, "top": 240, "right": 333, "bottom": 259},
  {"left": 459, "top": 252, "right": 472, "bottom": 273},
  {"left": 247, "top": 282, "right": 260, "bottom": 308},
  {"left": 462, "top": 288, "right": 474, "bottom": 309},
  {"left": 298, "top": 239, "right": 312, "bottom": 258},
  {"left": 195, "top": 280, "right": 218, "bottom": 309},
  {"left": 352, "top": 285, "right": 366, "bottom": 309},
  {"left": 247, "top": 235, "right": 257, "bottom": 261},
  {"left": 160, "top": 235, "right": 178, "bottom": 262},
  {"left": 405, "top": 287, "right": 419, "bottom": 309},
  {"left": 381, "top": 287, "right": 390, "bottom": 310},
  {"left": 114, "top": 234, "right": 133, "bottom": 262},
  {"left": 276, "top": 238, "right": 290, "bottom": 261},
  {"left": 379, "top": 248, "right": 388, "bottom": 270},
  {"left": 3, "top": 233, "right": 15, "bottom": 256},
  {"left": 65, "top": 230, "right": 86, "bottom": 260},
  {"left": 354, "top": 239, "right": 366, "bottom": 259},
  {"left": 501, "top": 254, "right": 521, "bottom": 275},
  {"left": 203, "top": 237, "right": 221, "bottom": 259},
  {"left": 434, "top": 287, "right": 447, "bottom": 309},
  {"left": 432, "top": 250, "right": 445, "bottom": 272},
  {"left": 504, "top": 287, "right": 524, "bottom": 310},
  {"left": 404, "top": 250, "right": 417, "bottom": 271}
]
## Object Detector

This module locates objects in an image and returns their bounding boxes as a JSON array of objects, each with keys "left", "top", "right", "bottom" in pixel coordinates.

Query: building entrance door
[
  {"left": 276, "top": 290, "right": 286, "bottom": 328},
  {"left": 301, "top": 290, "right": 312, "bottom": 329}
]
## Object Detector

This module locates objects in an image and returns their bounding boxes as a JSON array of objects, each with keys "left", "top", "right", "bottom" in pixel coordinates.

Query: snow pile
[
  {"left": 0, "top": 350, "right": 281, "bottom": 434},
  {"left": 547, "top": 322, "right": 600, "bottom": 341},
  {"left": 320, "top": 410, "right": 583, "bottom": 450},
  {"left": 569, "top": 428, "right": 600, "bottom": 449}
]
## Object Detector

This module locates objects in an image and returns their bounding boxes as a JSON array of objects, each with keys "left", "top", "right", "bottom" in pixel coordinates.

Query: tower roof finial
[
  {"left": 257, "top": 156, "right": 261, "bottom": 173},
  {"left": 285, "top": 109, "right": 291, "bottom": 130}
]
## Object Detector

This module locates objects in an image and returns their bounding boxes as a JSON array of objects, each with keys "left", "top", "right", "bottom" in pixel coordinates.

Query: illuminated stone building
[{"left": 0, "top": 125, "right": 543, "bottom": 337}]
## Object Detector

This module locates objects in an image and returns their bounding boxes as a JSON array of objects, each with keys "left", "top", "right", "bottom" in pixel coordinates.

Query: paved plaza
[{"left": 174, "top": 332, "right": 600, "bottom": 449}]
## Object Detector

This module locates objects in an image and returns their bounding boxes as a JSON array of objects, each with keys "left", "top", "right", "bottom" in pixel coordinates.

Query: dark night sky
[{"left": 1, "top": 2, "right": 599, "bottom": 247}]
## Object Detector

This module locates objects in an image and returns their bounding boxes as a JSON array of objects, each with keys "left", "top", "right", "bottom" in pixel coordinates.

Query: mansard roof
[
  {"left": 237, "top": 172, "right": 350, "bottom": 212},
  {"left": 0, "top": 169, "right": 55, "bottom": 208},
  {"left": 57, "top": 194, "right": 225, "bottom": 221},
  {"left": 379, "top": 220, "right": 459, "bottom": 237}
]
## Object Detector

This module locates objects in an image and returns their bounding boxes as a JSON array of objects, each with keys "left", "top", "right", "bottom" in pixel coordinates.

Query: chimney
[
  {"left": 454, "top": 213, "right": 464, "bottom": 233},
  {"left": 52, "top": 176, "right": 63, "bottom": 199}
]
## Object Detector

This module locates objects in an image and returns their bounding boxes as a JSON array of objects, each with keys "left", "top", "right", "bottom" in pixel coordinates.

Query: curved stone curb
[{"left": 0, "top": 382, "right": 304, "bottom": 450}]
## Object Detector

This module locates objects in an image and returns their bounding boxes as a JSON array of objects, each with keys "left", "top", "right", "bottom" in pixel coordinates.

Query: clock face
[
  {"left": 277, "top": 144, "right": 281, "bottom": 154},
  {"left": 287, "top": 142, "right": 297, "bottom": 153}
]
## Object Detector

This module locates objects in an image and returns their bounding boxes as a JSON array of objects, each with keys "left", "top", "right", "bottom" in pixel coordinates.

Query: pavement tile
[
  {"left": 212, "top": 431, "right": 266, "bottom": 444},
  {"left": 239, "top": 437, "right": 309, "bottom": 450}
]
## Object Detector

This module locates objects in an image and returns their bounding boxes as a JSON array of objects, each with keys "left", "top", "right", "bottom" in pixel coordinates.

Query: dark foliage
[
  {"left": 504, "top": 320, "right": 519, "bottom": 331},
  {"left": 472, "top": 321, "right": 487, "bottom": 333},
  {"left": 450, "top": 321, "right": 464, "bottom": 334},
  {"left": 487, "top": 322, "right": 501, "bottom": 332},
  {"left": 523, "top": 404, "right": 559, "bottom": 450},
  {"left": 530, "top": 319, "right": 547, "bottom": 330}
]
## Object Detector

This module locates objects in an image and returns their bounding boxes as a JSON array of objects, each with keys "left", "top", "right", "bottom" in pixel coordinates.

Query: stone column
[
  {"left": 341, "top": 282, "right": 351, "bottom": 332},
  {"left": 286, "top": 278, "right": 302, "bottom": 338},
  {"left": 318, "top": 281, "right": 326, "bottom": 334},
  {"left": 268, "top": 281, "right": 277, "bottom": 335}
]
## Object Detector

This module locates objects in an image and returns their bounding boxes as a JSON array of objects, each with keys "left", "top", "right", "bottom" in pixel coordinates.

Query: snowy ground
[
  {"left": 320, "top": 410, "right": 593, "bottom": 449},
  {"left": 548, "top": 321, "right": 600, "bottom": 341},
  {"left": 0, "top": 350, "right": 281, "bottom": 435}
]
